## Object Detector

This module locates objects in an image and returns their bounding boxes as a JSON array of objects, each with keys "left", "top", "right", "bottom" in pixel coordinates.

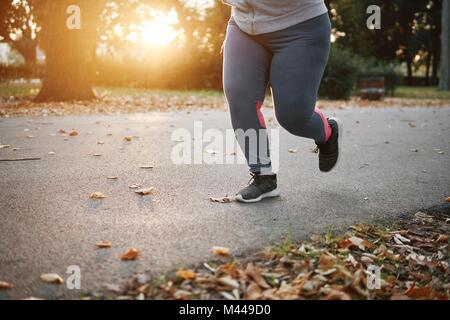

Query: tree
[
  {"left": 0, "top": 0, "right": 38, "bottom": 65},
  {"left": 328, "top": 0, "right": 442, "bottom": 86},
  {"left": 440, "top": 0, "right": 450, "bottom": 90},
  {"left": 32, "top": 0, "right": 102, "bottom": 102}
]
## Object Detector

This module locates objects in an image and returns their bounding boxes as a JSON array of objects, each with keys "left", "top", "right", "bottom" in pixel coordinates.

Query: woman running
[{"left": 222, "top": 0, "right": 342, "bottom": 203}]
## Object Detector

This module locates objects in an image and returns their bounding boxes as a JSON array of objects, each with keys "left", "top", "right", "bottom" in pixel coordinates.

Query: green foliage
[{"left": 319, "top": 46, "right": 360, "bottom": 100}]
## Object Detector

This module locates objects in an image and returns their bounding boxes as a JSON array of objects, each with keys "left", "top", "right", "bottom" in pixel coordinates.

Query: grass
[
  {"left": 395, "top": 86, "right": 450, "bottom": 100},
  {"left": 0, "top": 82, "right": 222, "bottom": 99},
  {"left": 1, "top": 82, "right": 449, "bottom": 101},
  {"left": 0, "top": 82, "right": 40, "bottom": 97}
]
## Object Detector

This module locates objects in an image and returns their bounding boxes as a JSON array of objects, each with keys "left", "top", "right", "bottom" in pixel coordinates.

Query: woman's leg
[
  {"left": 223, "top": 19, "right": 273, "bottom": 174},
  {"left": 268, "top": 13, "right": 332, "bottom": 145}
]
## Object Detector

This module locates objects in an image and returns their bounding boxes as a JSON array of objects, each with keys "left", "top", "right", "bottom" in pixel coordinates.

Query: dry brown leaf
[
  {"left": 40, "top": 273, "right": 64, "bottom": 284},
  {"left": 176, "top": 269, "right": 196, "bottom": 281},
  {"left": 134, "top": 187, "right": 155, "bottom": 196},
  {"left": 212, "top": 246, "right": 231, "bottom": 256},
  {"left": 436, "top": 234, "right": 449, "bottom": 243},
  {"left": 218, "top": 276, "right": 239, "bottom": 289},
  {"left": 69, "top": 130, "right": 78, "bottom": 137},
  {"left": 121, "top": 248, "right": 139, "bottom": 260},
  {"left": 245, "top": 282, "right": 263, "bottom": 299},
  {"left": 90, "top": 192, "right": 106, "bottom": 199},
  {"left": 96, "top": 240, "right": 112, "bottom": 248},
  {"left": 274, "top": 282, "right": 300, "bottom": 300},
  {"left": 123, "top": 136, "right": 133, "bottom": 142},
  {"left": 0, "top": 281, "right": 13, "bottom": 289},
  {"left": 58, "top": 129, "right": 66, "bottom": 134},
  {"left": 324, "top": 289, "right": 352, "bottom": 300},
  {"left": 346, "top": 236, "right": 374, "bottom": 250},
  {"left": 245, "top": 263, "right": 270, "bottom": 289},
  {"left": 209, "top": 196, "right": 235, "bottom": 203},
  {"left": 173, "top": 289, "right": 192, "bottom": 300}
]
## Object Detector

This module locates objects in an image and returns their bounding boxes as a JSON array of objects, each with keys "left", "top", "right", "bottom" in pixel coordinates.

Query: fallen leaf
[
  {"left": 129, "top": 184, "right": 141, "bottom": 189},
  {"left": 40, "top": 273, "right": 64, "bottom": 284},
  {"left": 274, "top": 282, "right": 300, "bottom": 299},
  {"left": 69, "top": 130, "right": 78, "bottom": 137},
  {"left": 212, "top": 246, "right": 231, "bottom": 256},
  {"left": 245, "top": 263, "right": 270, "bottom": 289},
  {"left": 90, "top": 192, "right": 106, "bottom": 199},
  {"left": 436, "top": 234, "right": 449, "bottom": 243},
  {"left": 0, "top": 145, "right": 10, "bottom": 149},
  {"left": 350, "top": 236, "right": 373, "bottom": 250},
  {"left": 0, "top": 281, "right": 13, "bottom": 289},
  {"left": 325, "top": 289, "right": 352, "bottom": 300},
  {"left": 209, "top": 196, "right": 235, "bottom": 203},
  {"left": 245, "top": 282, "right": 263, "bottom": 299},
  {"left": 134, "top": 187, "right": 155, "bottom": 196},
  {"left": 218, "top": 276, "right": 239, "bottom": 289},
  {"left": 408, "top": 122, "right": 417, "bottom": 128},
  {"left": 176, "top": 269, "right": 196, "bottom": 281},
  {"left": 173, "top": 290, "right": 192, "bottom": 300},
  {"left": 96, "top": 240, "right": 112, "bottom": 248},
  {"left": 97, "top": 141, "right": 105, "bottom": 145},
  {"left": 105, "top": 283, "right": 122, "bottom": 293},
  {"left": 123, "top": 136, "right": 133, "bottom": 142},
  {"left": 58, "top": 129, "right": 66, "bottom": 134},
  {"left": 107, "top": 176, "right": 118, "bottom": 180},
  {"left": 220, "top": 291, "right": 237, "bottom": 300},
  {"left": 121, "top": 248, "right": 139, "bottom": 260}
]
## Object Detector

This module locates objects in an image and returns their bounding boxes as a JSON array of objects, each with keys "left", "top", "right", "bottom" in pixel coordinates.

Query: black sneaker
[
  {"left": 316, "top": 117, "right": 343, "bottom": 172},
  {"left": 235, "top": 173, "right": 280, "bottom": 203}
]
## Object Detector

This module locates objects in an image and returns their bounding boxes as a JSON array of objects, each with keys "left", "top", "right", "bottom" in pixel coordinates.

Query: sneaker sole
[
  {"left": 323, "top": 117, "right": 343, "bottom": 172},
  {"left": 235, "top": 188, "right": 281, "bottom": 203}
]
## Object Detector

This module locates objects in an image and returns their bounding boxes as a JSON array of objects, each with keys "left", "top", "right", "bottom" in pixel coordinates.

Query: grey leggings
[{"left": 223, "top": 13, "right": 331, "bottom": 173}]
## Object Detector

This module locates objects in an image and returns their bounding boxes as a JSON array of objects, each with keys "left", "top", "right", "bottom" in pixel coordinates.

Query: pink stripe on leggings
[
  {"left": 256, "top": 101, "right": 266, "bottom": 129},
  {"left": 315, "top": 107, "right": 332, "bottom": 142}
]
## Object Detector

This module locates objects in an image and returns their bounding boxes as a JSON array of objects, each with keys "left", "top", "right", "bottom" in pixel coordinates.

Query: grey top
[{"left": 222, "top": 0, "right": 328, "bottom": 35}]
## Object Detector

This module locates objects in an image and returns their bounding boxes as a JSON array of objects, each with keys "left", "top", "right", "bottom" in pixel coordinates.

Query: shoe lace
[{"left": 247, "top": 173, "right": 258, "bottom": 186}]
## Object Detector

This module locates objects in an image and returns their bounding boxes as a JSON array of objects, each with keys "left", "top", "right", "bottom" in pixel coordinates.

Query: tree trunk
[
  {"left": 425, "top": 53, "right": 431, "bottom": 86},
  {"left": 34, "top": 1, "right": 97, "bottom": 102},
  {"left": 405, "top": 53, "right": 413, "bottom": 86},
  {"left": 439, "top": 0, "right": 450, "bottom": 90}
]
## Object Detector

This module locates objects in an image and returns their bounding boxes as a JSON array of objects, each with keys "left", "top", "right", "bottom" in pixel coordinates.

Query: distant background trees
[{"left": 0, "top": 0, "right": 448, "bottom": 101}]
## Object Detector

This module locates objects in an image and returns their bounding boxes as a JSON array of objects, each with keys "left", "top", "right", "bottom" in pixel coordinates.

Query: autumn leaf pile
[{"left": 111, "top": 210, "right": 449, "bottom": 300}]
